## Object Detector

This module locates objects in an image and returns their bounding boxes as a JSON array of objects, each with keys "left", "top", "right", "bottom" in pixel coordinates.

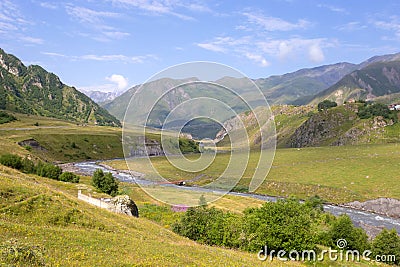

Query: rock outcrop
[
  {"left": 110, "top": 195, "right": 139, "bottom": 217},
  {"left": 345, "top": 198, "right": 400, "bottom": 219}
]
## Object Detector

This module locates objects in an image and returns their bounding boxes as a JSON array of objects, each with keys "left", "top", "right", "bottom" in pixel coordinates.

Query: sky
[{"left": 1, "top": 0, "right": 400, "bottom": 93}]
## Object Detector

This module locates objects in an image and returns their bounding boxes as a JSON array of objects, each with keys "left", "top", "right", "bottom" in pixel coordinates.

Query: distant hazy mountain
[
  {"left": 104, "top": 77, "right": 249, "bottom": 129},
  {"left": 310, "top": 58, "right": 400, "bottom": 105},
  {"left": 80, "top": 90, "right": 124, "bottom": 105},
  {"left": 0, "top": 48, "right": 120, "bottom": 126},
  {"left": 254, "top": 62, "right": 358, "bottom": 105}
]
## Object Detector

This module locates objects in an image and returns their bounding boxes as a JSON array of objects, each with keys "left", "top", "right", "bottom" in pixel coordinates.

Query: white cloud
[
  {"left": 241, "top": 11, "right": 311, "bottom": 31},
  {"left": 371, "top": 16, "right": 400, "bottom": 39},
  {"left": 317, "top": 4, "right": 348, "bottom": 14},
  {"left": 42, "top": 51, "right": 157, "bottom": 63},
  {"left": 109, "top": 0, "right": 195, "bottom": 20},
  {"left": 197, "top": 42, "right": 225, "bottom": 52},
  {"left": 65, "top": 5, "right": 130, "bottom": 41},
  {"left": 0, "top": 1, "right": 31, "bottom": 34},
  {"left": 39, "top": 2, "right": 58, "bottom": 9},
  {"left": 197, "top": 34, "right": 329, "bottom": 66},
  {"left": 106, "top": 74, "right": 129, "bottom": 90},
  {"left": 66, "top": 5, "right": 120, "bottom": 25},
  {"left": 244, "top": 52, "right": 269, "bottom": 67},
  {"left": 308, "top": 43, "right": 325, "bottom": 63},
  {"left": 336, "top": 21, "right": 367, "bottom": 32},
  {"left": 20, "top": 36, "right": 44, "bottom": 44}
]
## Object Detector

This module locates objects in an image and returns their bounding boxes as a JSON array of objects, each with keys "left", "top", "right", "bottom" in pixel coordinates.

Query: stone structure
[{"left": 78, "top": 190, "right": 139, "bottom": 217}]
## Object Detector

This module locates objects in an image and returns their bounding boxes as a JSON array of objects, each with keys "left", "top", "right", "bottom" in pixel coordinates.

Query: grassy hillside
[
  {"left": 0, "top": 113, "right": 123, "bottom": 162},
  {"left": 0, "top": 166, "right": 288, "bottom": 266}
]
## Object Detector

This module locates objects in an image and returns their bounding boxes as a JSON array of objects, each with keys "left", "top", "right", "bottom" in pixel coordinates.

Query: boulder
[{"left": 110, "top": 195, "right": 139, "bottom": 217}]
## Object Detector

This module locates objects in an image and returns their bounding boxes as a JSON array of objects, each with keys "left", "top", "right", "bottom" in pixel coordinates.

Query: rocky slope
[
  {"left": 216, "top": 104, "right": 400, "bottom": 148},
  {"left": 311, "top": 60, "right": 400, "bottom": 105},
  {"left": 0, "top": 48, "right": 120, "bottom": 126}
]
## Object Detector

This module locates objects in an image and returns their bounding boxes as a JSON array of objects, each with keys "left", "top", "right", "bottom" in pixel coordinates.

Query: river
[{"left": 74, "top": 161, "right": 400, "bottom": 233}]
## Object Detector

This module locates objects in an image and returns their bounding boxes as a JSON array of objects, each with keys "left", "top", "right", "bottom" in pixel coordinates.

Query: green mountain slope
[{"left": 0, "top": 48, "right": 120, "bottom": 126}]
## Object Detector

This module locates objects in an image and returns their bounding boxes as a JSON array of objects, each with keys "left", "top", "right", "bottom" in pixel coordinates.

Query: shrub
[
  {"left": 172, "top": 206, "right": 238, "bottom": 247},
  {"left": 371, "top": 229, "right": 400, "bottom": 265},
  {"left": 92, "top": 169, "right": 118, "bottom": 196},
  {"left": 325, "top": 214, "right": 369, "bottom": 252},
  {"left": 21, "top": 157, "right": 36, "bottom": 174},
  {"left": 36, "top": 162, "right": 62, "bottom": 180},
  {"left": 0, "top": 154, "right": 22, "bottom": 170},
  {"left": 358, "top": 103, "right": 397, "bottom": 122},
  {"left": 318, "top": 100, "right": 337, "bottom": 111},
  {"left": 59, "top": 172, "right": 80, "bottom": 183},
  {"left": 0, "top": 111, "right": 17, "bottom": 124},
  {"left": 241, "top": 198, "right": 317, "bottom": 253},
  {"left": 173, "top": 198, "right": 321, "bottom": 254}
]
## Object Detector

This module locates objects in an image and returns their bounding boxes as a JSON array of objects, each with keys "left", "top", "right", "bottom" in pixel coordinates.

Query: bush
[
  {"left": 318, "top": 100, "right": 337, "bottom": 111},
  {"left": 358, "top": 103, "right": 397, "bottom": 122},
  {"left": 21, "top": 157, "right": 36, "bottom": 174},
  {"left": 371, "top": 229, "right": 400, "bottom": 265},
  {"left": 92, "top": 169, "right": 118, "bottom": 196},
  {"left": 36, "top": 162, "right": 62, "bottom": 180},
  {"left": 59, "top": 172, "right": 80, "bottom": 183},
  {"left": 0, "top": 154, "right": 22, "bottom": 170},
  {"left": 241, "top": 198, "right": 317, "bottom": 253},
  {"left": 325, "top": 214, "right": 369, "bottom": 252},
  {"left": 173, "top": 198, "right": 321, "bottom": 254},
  {"left": 0, "top": 111, "right": 17, "bottom": 124},
  {"left": 172, "top": 206, "right": 241, "bottom": 247}
]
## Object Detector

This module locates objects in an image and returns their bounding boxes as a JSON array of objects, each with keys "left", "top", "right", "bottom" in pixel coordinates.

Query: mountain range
[
  {"left": 103, "top": 52, "right": 400, "bottom": 134},
  {"left": 80, "top": 89, "right": 124, "bottom": 105},
  {"left": 0, "top": 49, "right": 120, "bottom": 126}
]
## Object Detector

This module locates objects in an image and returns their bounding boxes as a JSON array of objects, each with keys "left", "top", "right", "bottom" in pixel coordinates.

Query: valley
[{"left": 1, "top": 47, "right": 400, "bottom": 266}]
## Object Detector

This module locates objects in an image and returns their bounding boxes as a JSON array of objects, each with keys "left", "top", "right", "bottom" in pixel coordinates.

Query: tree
[
  {"left": 318, "top": 100, "right": 337, "bottom": 111},
  {"left": 358, "top": 103, "right": 397, "bottom": 122},
  {"left": 59, "top": 172, "right": 80, "bottom": 183},
  {"left": 371, "top": 229, "right": 400, "bottom": 265},
  {"left": 36, "top": 162, "right": 62, "bottom": 180},
  {"left": 326, "top": 215, "right": 369, "bottom": 252},
  {"left": 92, "top": 169, "right": 119, "bottom": 196},
  {"left": 242, "top": 198, "right": 317, "bottom": 253},
  {"left": 198, "top": 195, "right": 207, "bottom": 207}
]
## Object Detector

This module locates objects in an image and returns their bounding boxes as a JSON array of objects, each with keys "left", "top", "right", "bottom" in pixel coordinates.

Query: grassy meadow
[{"left": 107, "top": 143, "right": 400, "bottom": 203}]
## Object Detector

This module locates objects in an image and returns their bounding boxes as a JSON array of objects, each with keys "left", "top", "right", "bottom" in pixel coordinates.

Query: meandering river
[{"left": 74, "top": 161, "right": 400, "bottom": 233}]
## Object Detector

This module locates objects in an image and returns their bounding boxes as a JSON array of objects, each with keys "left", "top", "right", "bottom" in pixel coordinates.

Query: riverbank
[{"left": 63, "top": 160, "right": 400, "bottom": 237}]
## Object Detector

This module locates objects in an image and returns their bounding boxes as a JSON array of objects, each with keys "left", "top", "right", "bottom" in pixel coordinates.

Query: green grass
[
  {"left": 107, "top": 143, "right": 400, "bottom": 203},
  {"left": 0, "top": 166, "right": 291, "bottom": 267}
]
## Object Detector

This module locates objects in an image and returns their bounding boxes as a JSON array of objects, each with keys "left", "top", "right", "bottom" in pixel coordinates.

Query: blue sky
[{"left": 1, "top": 0, "right": 400, "bottom": 92}]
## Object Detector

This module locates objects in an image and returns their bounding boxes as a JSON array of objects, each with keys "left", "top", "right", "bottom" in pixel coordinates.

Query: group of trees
[
  {"left": 0, "top": 111, "right": 16, "bottom": 124},
  {"left": 0, "top": 154, "right": 119, "bottom": 195},
  {"left": 0, "top": 154, "right": 79, "bottom": 183},
  {"left": 318, "top": 100, "right": 338, "bottom": 111},
  {"left": 173, "top": 198, "right": 400, "bottom": 264},
  {"left": 91, "top": 169, "right": 119, "bottom": 196},
  {"left": 358, "top": 102, "right": 398, "bottom": 122}
]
